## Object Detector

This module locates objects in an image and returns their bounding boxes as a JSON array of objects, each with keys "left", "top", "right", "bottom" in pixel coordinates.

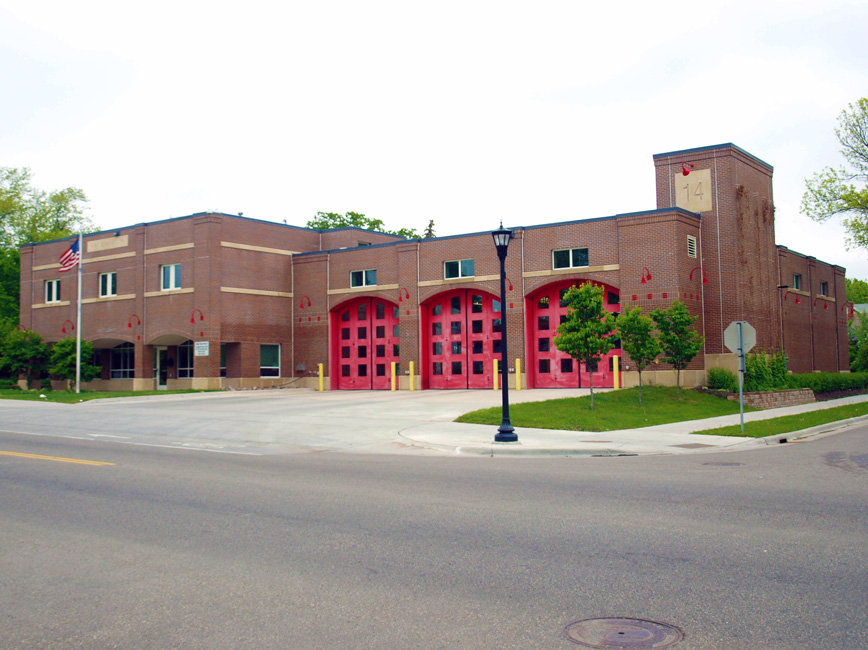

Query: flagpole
[{"left": 75, "top": 230, "right": 82, "bottom": 394}]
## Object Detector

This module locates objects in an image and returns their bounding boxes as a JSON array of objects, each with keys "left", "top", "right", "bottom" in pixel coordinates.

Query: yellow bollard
[
  {"left": 318, "top": 363, "right": 324, "bottom": 392},
  {"left": 409, "top": 361, "right": 415, "bottom": 391},
  {"left": 516, "top": 358, "right": 522, "bottom": 391},
  {"left": 493, "top": 359, "right": 499, "bottom": 390},
  {"left": 613, "top": 355, "right": 620, "bottom": 390},
  {"left": 391, "top": 361, "right": 397, "bottom": 391}
]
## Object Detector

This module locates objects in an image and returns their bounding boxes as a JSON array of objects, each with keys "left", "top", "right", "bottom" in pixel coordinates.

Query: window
[
  {"left": 687, "top": 235, "right": 697, "bottom": 259},
  {"left": 552, "top": 248, "right": 589, "bottom": 269},
  {"left": 45, "top": 279, "right": 60, "bottom": 303},
  {"left": 178, "top": 340, "right": 194, "bottom": 378},
  {"left": 161, "top": 263, "right": 181, "bottom": 290},
  {"left": 820, "top": 281, "right": 828, "bottom": 296},
  {"left": 220, "top": 343, "right": 227, "bottom": 378},
  {"left": 110, "top": 342, "right": 135, "bottom": 379},
  {"left": 792, "top": 274, "right": 802, "bottom": 291},
  {"left": 99, "top": 272, "right": 117, "bottom": 297},
  {"left": 350, "top": 269, "right": 377, "bottom": 287},
  {"left": 260, "top": 344, "right": 280, "bottom": 377},
  {"left": 444, "top": 259, "right": 475, "bottom": 279}
]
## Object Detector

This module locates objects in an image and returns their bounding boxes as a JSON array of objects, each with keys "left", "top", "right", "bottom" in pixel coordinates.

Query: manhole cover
[{"left": 563, "top": 617, "right": 683, "bottom": 648}]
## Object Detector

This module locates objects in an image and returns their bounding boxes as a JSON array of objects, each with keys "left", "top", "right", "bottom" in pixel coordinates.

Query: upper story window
[
  {"left": 45, "top": 279, "right": 60, "bottom": 303},
  {"left": 357, "top": 241, "right": 371, "bottom": 247},
  {"left": 820, "top": 281, "right": 829, "bottom": 296},
  {"left": 445, "top": 259, "right": 474, "bottom": 279},
  {"left": 553, "top": 248, "right": 589, "bottom": 270},
  {"left": 687, "top": 235, "right": 697, "bottom": 258},
  {"left": 161, "top": 263, "right": 181, "bottom": 290},
  {"left": 99, "top": 272, "right": 117, "bottom": 297},
  {"left": 792, "top": 273, "right": 802, "bottom": 291},
  {"left": 351, "top": 269, "right": 377, "bottom": 287}
]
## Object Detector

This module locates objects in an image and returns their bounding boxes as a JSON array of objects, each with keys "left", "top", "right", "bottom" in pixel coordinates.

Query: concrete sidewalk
[{"left": 1, "top": 388, "right": 866, "bottom": 457}]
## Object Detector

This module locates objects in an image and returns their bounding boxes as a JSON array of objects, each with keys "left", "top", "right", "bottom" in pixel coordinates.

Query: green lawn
[
  {"left": 694, "top": 402, "right": 868, "bottom": 437},
  {"left": 455, "top": 386, "right": 754, "bottom": 432},
  {"left": 0, "top": 389, "right": 217, "bottom": 404}
]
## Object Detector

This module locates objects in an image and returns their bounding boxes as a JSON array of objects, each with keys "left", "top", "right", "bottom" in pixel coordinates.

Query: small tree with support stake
[
  {"left": 650, "top": 300, "right": 704, "bottom": 400},
  {"left": 617, "top": 305, "right": 661, "bottom": 405}
]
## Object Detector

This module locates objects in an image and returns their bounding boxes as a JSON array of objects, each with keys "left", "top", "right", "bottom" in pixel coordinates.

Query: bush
[
  {"left": 744, "top": 349, "right": 789, "bottom": 391},
  {"left": 707, "top": 367, "right": 737, "bottom": 392},
  {"left": 0, "top": 378, "right": 19, "bottom": 389},
  {"left": 786, "top": 372, "right": 868, "bottom": 393}
]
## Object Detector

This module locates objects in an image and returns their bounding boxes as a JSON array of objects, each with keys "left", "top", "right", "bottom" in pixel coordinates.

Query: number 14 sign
[{"left": 674, "top": 168, "right": 713, "bottom": 213}]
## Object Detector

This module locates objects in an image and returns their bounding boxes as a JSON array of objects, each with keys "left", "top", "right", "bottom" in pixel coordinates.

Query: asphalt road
[{"left": 1, "top": 425, "right": 866, "bottom": 649}]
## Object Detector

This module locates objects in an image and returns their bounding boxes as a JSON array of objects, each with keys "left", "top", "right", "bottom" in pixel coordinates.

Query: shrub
[
  {"left": 743, "top": 349, "right": 789, "bottom": 391},
  {"left": 707, "top": 367, "right": 737, "bottom": 392},
  {"left": 786, "top": 372, "right": 868, "bottom": 393}
]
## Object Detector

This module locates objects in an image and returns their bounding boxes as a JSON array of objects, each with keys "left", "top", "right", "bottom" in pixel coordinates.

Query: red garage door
[
  {"left": 530, "top": 280, "right": 620, "bottom": 389},
  {"left": 334, "top": 297, "right": 400, "bottom": 390},
  {"left": 424, "top": 289, "right": 501, "bottom": 389}
]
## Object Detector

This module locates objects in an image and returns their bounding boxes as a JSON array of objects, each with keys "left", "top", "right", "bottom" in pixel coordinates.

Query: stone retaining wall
[{"left": 727, "top": 388, "right": 815, "bottom": 410}]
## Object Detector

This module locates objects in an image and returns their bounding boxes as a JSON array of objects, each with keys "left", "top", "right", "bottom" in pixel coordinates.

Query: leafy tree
[
  {"left": 0, "top": 328, "right": 49, "bottom": 388},
  {"left": 48, "top": 337, "right": 101, "bottom": 389},
  {"left": 305, "top": 211, "right": 421, "bottom": 239},
  {"left": 802, "top": 98, "right": 868, "bottom": 250},
  {"left": 554, "top": 282, "right": 616, "bottom": 410},
  {"left": 0, "top": 247, "right": 19, "bottom": 329},
  {"left": 650, "top": 300, "right": 704, "bottom": 399},
  {"left": 616, "top": 305, "right": 661, "bottom": 405},
  {"left": 846, "top": 277, "right": 868, "bottom": 304},
  {"left": 1, "top": 167, "right": 94, "bottom": 248}
]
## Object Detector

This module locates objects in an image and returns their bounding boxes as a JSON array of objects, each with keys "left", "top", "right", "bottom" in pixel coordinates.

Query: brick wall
[{"left": 727, "top": 388, "right": 815, "bottom": 410}]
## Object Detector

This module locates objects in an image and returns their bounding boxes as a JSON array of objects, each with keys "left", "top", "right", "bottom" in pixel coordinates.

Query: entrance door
[
  {"left": 154, "top": 346, "right": 168, "bottom": 389},
  {"left": 335, "top": 298, "right": 400, "bottom": 390},
  {"left": 425, "top": 289, "right": 500, "bottom": 389},
  {"left": 530, "top": 281, "right": 620, "bottom": 389}
]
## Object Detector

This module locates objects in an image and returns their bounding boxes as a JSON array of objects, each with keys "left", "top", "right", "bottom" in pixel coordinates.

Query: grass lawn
[
  {"left": 0, "top": 389, "right": 217, "bottom": 404},
  {"left": 455, "top": 386, "right": 754, "bottom": 432},
  {"left": 694, "top": 401, "right": 868, "bottom": 437}
]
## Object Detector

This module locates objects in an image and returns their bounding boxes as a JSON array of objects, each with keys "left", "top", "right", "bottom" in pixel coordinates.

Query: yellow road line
[{"left": 0, "top": 450, "right": 115, "bottom": 466}]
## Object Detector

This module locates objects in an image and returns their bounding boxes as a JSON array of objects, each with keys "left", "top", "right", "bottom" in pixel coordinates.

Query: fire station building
[{"left": 19, "top": 143, "right": 849, "bottom": 391}]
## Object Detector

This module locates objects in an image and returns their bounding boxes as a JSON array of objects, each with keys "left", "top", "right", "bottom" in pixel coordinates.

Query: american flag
[{"left": 59, "top": 237, "right": 80, "bottom": 272}]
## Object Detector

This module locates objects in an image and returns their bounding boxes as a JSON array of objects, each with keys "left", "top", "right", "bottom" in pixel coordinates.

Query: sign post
[{"left": 724, "top": 321, "right": 756, "bottom": 433}]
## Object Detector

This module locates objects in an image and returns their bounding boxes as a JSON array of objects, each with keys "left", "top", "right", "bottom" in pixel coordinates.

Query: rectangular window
[
  {"left": 820, "top": 281, "right": 828, "bottom": 296},
  {"left": 260, "top": 344, "right": 280, "bottom": 377},
  {"left": 110, "top": 343, "right": 135, "bottom": 379},
  {"left": 99, "top": 272, "right": 118, "bottom": 298},
  {"left": 687, "top": 235, "right": 697, "bottom": 259},
  {"left": 444, "top": 259, "right": 475, "bottom": 279},
  {"left": 178, "top": 340, "right": 194, "bottom": 379},
  {"left": 552, "top": 248, "right": 589, "bottom": 270},
  {"left": 350, "top": 269, "right": 377, "bottom": 287},
  {"left": 161, "top": 263, "right": 181, "bottom": 290},
  {"left": 539, "top": 359, "right": 551, "bottom": 373},
  {"left": 472, "top": 341, "right": 483, "bottom": 354},
  {"left": 792, "top": 273, "right": 802, "bottom": 291},
  {"left": 561, "top": 358, "right": 573, "bottom": 373},
  {"left": 220, "top": 343, "right": 227, "bottom": 378},
  {"left": 45, "top": 279, "right": 60, "bottom": 303}
]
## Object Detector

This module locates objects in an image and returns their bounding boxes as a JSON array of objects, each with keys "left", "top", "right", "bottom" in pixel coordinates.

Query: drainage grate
[{"left": 563, "top": 617, "right": 683, "bottom": 648}]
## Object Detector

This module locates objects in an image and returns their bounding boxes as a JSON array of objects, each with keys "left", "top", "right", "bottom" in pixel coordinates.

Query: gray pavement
[{"left": 1, "top": 387, "right": 867, "bottom": 457}]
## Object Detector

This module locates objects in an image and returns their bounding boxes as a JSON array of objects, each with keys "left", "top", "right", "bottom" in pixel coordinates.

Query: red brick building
[{"left": 19, "top": 143, "right": 849, "bottom": 391}]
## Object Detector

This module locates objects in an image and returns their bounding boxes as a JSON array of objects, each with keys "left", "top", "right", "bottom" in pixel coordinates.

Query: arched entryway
[
  {"left": 422, "top": 288, "right": 501, "bottom": 389},
  {"left": 527, "top": 279, "right": 621, "bottom": 389},
  {"left": 331, "top": 296, "right": 400, "bottom": 390}
]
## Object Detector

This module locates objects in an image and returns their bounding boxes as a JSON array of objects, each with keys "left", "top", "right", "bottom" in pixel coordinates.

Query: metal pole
[
  {"left": 738, "top": 322, "right": 744, "bottom": 433},
  {"left": 494, "top": 251, "right": 517, "bottom": 442}
]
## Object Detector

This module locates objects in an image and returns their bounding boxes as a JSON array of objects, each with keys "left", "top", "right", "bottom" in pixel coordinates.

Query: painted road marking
[{"left": 0, "top": 450, "right": 115, "bottom": 466}]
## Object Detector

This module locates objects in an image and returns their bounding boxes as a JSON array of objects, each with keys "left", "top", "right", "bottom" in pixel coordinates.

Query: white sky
[{"left": 2, "top": 1, "right": 867, "bottom": 279}]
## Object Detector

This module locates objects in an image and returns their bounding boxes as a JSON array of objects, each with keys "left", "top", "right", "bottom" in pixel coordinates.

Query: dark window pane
[
  {"left": 394, "top": 363, "right": 400, "bottom": 374},
  {"left": 560, "top": 288, "right": 570, "bottom": 307},
  {"left": 393, "top": 325, "right": 399, "bottom": 337},
  {"left": 451, "top": 296, "right": 461, "bottom": 314},
  {"left": 451, "top": 362, "right": 462, "bottom": 375},
  {"left": 472, "top": 295, "right": 483, "bottom": 313},
  {"left": 433, "top": 304, "right": 442, "bottom": 316},
  {"left": 341, "top": 346, "right": 350, "bottom": 359},
  {"left": 433, "top": 362, "right": 443, "bottom": 375},
  {"left": 433, "top": 342, "right": 442, "bottom": 355},
  {"left": 472, "top": 320, "right": 483, "bottom": 333},
  {"left": 492, "top": 318, "right": 502, "bottom": 333},
  {"left": 358, "top": 327, "right": 367, "bottom": 339},
  {"left": 560, "top": 314, "right": 567, "bottom": 325},
  {"left": 451, "top": 321, "right": 461, "bottom": 334},
  {"left": 538, "top": 338, "right": 549, "bottom": 352},
  {"left": 358, "top": 303, "right": 366, "bottom": 320},
  {"left": 539, "top": 359, "right": 551, "bottom": 373},
  {"left": 376, "top": 302, "right": 385, "bottom": 319},
  {"left": 359, "top": 365, "right": 367, "bottom": 377},
  {"left": 376, "top": 345, "right": 385, "bottom": 357},
  {"left": 472, "top": 341, "right": 483, "bottom": 354},
  {"left": 572, "top": 248, "right": 589, "bottom": 267},
  {"left": 609, "top": 357, "right": 616, "bottom": 372},
  {"left": 376, "top": 364, "right": 386, "bottom": 376},
  {"left": 364, "top": 269, "right": 377, "bottom": 286},
  {"left": 341, "top": 311, "right": 350, "bottom": 321},
  {"left": 538, "top": 316, "right": 549, "bottom": 331},
  {"left": 553, "top": 250, "right": 570, "bottom": 269},
  {"left": 342, "top": 328, "right": 350, "bottom": 340},
  {"left": 538, "top": 296, "right": 549, "bottom": 309},
  {"left": 608, "top": 291, "right": 620, "bottom": 305},
  {"left": 342, "top": 365, "right": 351, "bottom": 377},
  {"left": 451, "top": 342, "right": 461, "bottom": 354},
  {"left": 493, "top": 339, "right": 502, "bottom": 354},
  {"left": 350, "top": 270, "right": 363, "bottom": 287},
  {"left": 393, "top": 344, "right": 400, "bottom": 356},
  {"left": 561, "top": 358, "right": 573, "bottom": 373},
  {"left": 460, "top": 259, "right": 474, "bottom": 277},
  {"left": 376, "top": 326, "right": 385, "bottom": 338},
  {"left": 444, "top": 261, "right": 459, "bottom": 278},
  {"left": 393, "top": 307, "right": 400, "bottom": 318},
  {"left": 358, "top": 346, "right": 367, "bottom": 358},
  {"left": 473, "top": 361, "right": 484, "bottom": 374},
  {"left": 611, "top": 338, "right": 621, "bottom": 349},
  {"left": 433, "top": 322, "right": 442, "bottom": 335}
]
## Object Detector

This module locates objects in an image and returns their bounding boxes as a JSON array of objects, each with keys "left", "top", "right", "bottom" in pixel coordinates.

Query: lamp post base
[{"left": 495, "top": 424, "right": 518, "bottom": 443}]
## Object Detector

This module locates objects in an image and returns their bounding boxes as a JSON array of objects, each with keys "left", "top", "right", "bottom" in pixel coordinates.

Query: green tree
[
  {"left": 423, "top": 219, "right": 436, "bottom": 238},
  {"left": 554, "top": 282, "right": 616, "bottom": 410},
  {"left": 616, "top": 305, "right": 661, "bottom": 405},
  {"left": 802, "top": 98, "right": 868, "bottom": 250},
  {"left": 0, "top": 247, "right": 19, "bottom": 329},
  {"left": 48, "top": 337, "right": 101, "bottom": 389},
  {"left": 1, "top": 167, "right": 94, "bottom": 248},
  {"left": 0, "top": 328, "right": 49, "bottom": 388},
  {"left": 305, "top": 211, "right": 421, "bottom": 239},
  {"left": 846, "top": 277, "right": 868, "bottom": 304},
  {"left": 650, "top": 300, "right": 704, "bottom": 399}
]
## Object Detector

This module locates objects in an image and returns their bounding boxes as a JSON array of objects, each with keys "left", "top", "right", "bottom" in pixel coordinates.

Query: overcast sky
[{"left": 2, "top": 1, "right": 866, "bottom": 279}]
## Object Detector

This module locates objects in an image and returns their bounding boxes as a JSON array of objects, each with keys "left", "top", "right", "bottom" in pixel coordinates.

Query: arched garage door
[
  {"left": 423, "top": 289, "right": 501, "bottom": 389},
  {"left": 333, "top": 297, "right": 400, "bottom": 390},
  {"left": 529, "top": 280, "right": 621, "bottom": 389}
]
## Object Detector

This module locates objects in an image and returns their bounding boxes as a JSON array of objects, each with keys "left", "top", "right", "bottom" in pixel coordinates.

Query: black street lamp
[{"left": 492, "top": 223, "right": 517, "bottom": 443}]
